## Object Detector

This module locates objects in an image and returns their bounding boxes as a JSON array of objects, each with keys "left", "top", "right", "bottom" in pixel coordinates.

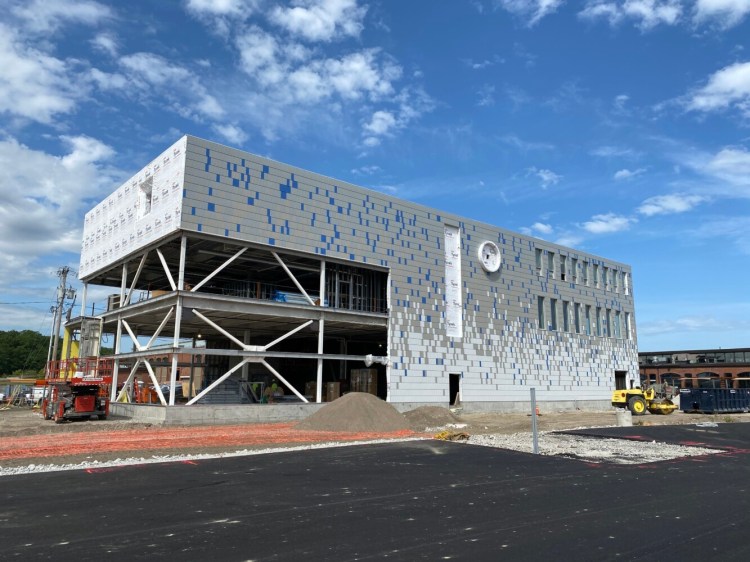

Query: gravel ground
[{"left": 1, "top": 405, "right": 743, "bottom": 476}]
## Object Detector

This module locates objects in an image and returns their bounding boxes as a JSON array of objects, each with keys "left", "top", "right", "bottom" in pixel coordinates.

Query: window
[
  {"left": 138, "top": 177, "right": 153, "bottom": 219},
  {"left": 574, "top": 303, "right": 581, "bottom": 333},
  {"left": 614, "top": 311, "right": 621, "bottom": 338},
  {"left": 562, "top": 300, "right": 570, "bottom": 331},
  {"left": 571, "top": 258, "right": 578, "bottom": 283},
  {"left": 605, "top": 309, "right": 612, "bottom": 337},
  {"left": 593, "top": 264, "right": 600, "bottom": 288},
  {"left": 614, "top": 271, "right": 620, "bottom": 293},
  {"left": 547, "top": 251, "right": 555, "bottom": 278},
  {"left": 583, "top": 261, "right": 589, "bottom": 285},
  {"left": 585, "top": 305, "right": 592, "bottom": 335},
  {"left": 603, "top": 266, "right": 609, "bottom": 291},
  {"left": 535, "top": 248, "right": 543, "bottom": 274},
  {"left": 595, "top": 307, "right": 602, "bottom": 336},
  {"left": 550, "top": 298, "right": 558, "bottom": 330},
  {"left": 625, "top": 312, "right": 632, "bottom": 340},
  {"left": 537, "top": 296, "right": 545, "bottom": 329},
  {"left": 623, "top": 272, "right": 630, "bottom": 295},
  {"left": 560, "top": 255, "right": 567, "bottom": 281}
]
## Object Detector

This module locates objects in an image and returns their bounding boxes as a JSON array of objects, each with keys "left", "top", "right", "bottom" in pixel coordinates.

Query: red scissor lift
[{"left": 42, "top": 358, "right": 114, "bottom": 423}]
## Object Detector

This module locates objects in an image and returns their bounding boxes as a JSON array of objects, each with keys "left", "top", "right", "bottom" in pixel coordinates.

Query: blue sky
[{"left": 1, "top": 0, "right": 749, "bottom": 351}]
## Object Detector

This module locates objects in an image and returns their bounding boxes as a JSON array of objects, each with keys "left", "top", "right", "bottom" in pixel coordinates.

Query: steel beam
[
  {"left": 156, "top": 248, "right": 177, "bottom": 291},
  {"left": 187, "top": 358, "right": 250, "bottom": 405},
  {"left": 272, "top": 251, "right": 315, "bottom": 306},
  {"left": 191, "top": 247, "right": 247, "bottom": 292},
  {"left": 261, "top": 360, "right": 308, "bottom": 403},
  {"left": 124, "top": 253, "right": 148, "bottom": 306}
]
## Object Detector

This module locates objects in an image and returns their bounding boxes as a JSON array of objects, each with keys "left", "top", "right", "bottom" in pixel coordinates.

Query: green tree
[{"left": 0, "top": 330, "right": 50, "bottom": 376}]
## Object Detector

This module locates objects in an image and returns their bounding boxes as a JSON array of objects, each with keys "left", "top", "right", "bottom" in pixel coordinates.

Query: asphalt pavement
[{"left": 2, "top": 424, "right": 749, "bottom": 561}]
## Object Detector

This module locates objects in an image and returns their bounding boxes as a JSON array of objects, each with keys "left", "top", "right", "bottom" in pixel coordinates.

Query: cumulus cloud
[
  {"left": 613, "top": 167, "right": 646, "bottom": 180},
  {"left": 185, "top": 0, "right": 256, "bottom": 16},
  {"left": 637, "top": 193, "right": 707, "bottom": 215},
  {"left": 0, "top": 135, "right": 121, "bottom": 293},
  {"left": 527, "top": 167, "right": 562, "bottom": 188},
  {"left": 704, "top": 146, "right": 750, "bottom": 186},
  {"left": 694, "top": 0, "right": 750, "bottom": 28},
  {"left": 497, "top": 0, "right": 565, "bottom": 26},
  {"left": 0, "top": 23, "right": 82, "bottom": 124},
  {"left": 269, "top": 0, "right": 368, "bottom": 42},
  {"left": 579, "top": 0, "right": 683, "bottom": 30},
  {"left": 580, "top": 213, "right": 635, "bottom": 233},
  {"left": 531, "top": 222, "right": 553, "bottom": 234},
  {"left": 212, "top": 123, "right": 248, "bottom": 145},
  {"left": 10, "top": 0, "right": 113, "bottom": 34},
  {"left": 90, "top": 32, "right": 119, "bottom": 57},
  {"left": 361, "top": 87, "right": 434, "bottom": 147},
  {"left": 685, "top": 61, "right": 750, "bottom": 117},
  {"left": 118, "top": 52, "right": 225, "bottom": 120}
]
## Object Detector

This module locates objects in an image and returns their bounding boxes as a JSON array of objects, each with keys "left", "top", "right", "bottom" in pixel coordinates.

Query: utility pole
[{"left": 50, "top": 266, "right": 71, "bottom": 371}]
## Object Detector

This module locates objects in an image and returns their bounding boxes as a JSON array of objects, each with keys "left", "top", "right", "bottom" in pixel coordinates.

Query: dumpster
[{"left": 679, "top": 388, "right": 750, "bottom": 414}]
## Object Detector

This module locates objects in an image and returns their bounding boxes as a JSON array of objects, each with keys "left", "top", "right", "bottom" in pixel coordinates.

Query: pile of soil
[
  {"left": 404, "top": 406, "right": 460, "bottom": 430},
  {"left": 296, "top": 392, "right": 410, "bottom": 432}
]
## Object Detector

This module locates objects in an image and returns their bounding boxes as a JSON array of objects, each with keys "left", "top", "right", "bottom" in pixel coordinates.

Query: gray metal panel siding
[{"left": 180, "top": 136, "right": 638, "bottom": 404}]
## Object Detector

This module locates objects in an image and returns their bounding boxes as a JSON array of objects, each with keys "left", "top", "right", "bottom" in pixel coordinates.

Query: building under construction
[{"left": 70, "top": 135, "right": 638, "bottom": 418}]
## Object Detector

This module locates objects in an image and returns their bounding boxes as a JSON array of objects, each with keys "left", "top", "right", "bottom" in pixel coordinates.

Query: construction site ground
[
  {"left": 3, "top": 422, "right": 750, "bottom": 560},
  {"left": 2, "top": 403, "right": 748, "bottom": 471}
]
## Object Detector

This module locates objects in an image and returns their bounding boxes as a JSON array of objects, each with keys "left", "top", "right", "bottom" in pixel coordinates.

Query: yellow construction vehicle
[{"left": 611, "top": 383, "right": 677, "bottom": 416}]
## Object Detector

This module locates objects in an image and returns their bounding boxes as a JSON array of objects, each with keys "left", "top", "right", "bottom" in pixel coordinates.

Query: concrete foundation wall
[{"left": 110, "top": 402, "right": 325, "bottom": 425}]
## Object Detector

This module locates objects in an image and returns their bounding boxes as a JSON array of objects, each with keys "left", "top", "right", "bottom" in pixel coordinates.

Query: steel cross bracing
[{"left": 88, "top": 234, "right": 389, "bottom": 406}]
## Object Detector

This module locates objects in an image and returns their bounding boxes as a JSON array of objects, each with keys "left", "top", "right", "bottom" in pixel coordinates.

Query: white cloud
[
  {"left": 361, "top": 88, "right": 434, "bottom": 147},
  {"left": 351, "top": 165, "right": 381, "bottom": 175},
  {"left": 638, "top": 316, "right": 728, "bottom": 336},
  {"left": 499, "top": 134, "right": 555, "bottom": 151},
  {"left": 704, "top": 146, "right": 750, "bottom": 186},
  {"left": 497, "top": 0, "right": 565, "bottom": 26},
  {"left": 0, "top": 135, "right": 121, "bottom": 293},
  {"left": 118, "top": 52, "right": 225, "bottom": 120},
  {"left": 527, "top": 167, "right": 562, "bottom": 188},
  {"left": 212, "top": 123, "right": 248, "bottom": 145},
  {"left": 269, "top": 0, "right": 368, "bottom": 42},
  {"left": 531, "top": 222, "right": 553, "bottom": 234},
  {"left": 613, "top": 167, "right": 646, "bottom": 180},
  {"left": 0, "top": 23, "right": 82, "bottom": 124},
  {"left": 554, "top": 234, "right": 584, "bottom": 247},
  {"left": 693, "top": 216, "right": 750, "bottom": 254},
  {"left": 477, "top": 84, "right": 495, "bottom": 107},
  {"left": 184, "top": 0, "right": 259, "bottom": 34},
  {"left": 90, "top": 32, "right": 119, "bottom": 57},
  {"left": 637, "top": 193, "right": 707, "bottom": 215},
  {"left": 590, "top": 145, "right": 638, "bottom": 158},
  {"left": 11, "top": 0, "right": 113, "bottom": 34},
  {"left": 581, "top": 212, "right": 635, "bottom": 233},
  {"left": 685, "top": 61, "right": 750, "bottom": 116},
  {"left": 185, "top": 0, "right": 255, "bottom": 16},
  {"left": 363, "top": 111, "right": 396, "bottom": 136},
  {"left": 694, "top": 0, "right": 750, "bottom": 29},
  {"left": 579, "top": 0, "right": 682, "bottom": 30}
]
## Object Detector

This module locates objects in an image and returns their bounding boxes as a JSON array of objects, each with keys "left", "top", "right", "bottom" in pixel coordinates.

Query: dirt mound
[
  {"left": 403, "top": 406, "right": 459, "bottom": 430},
  {"left": 296, "top": 392, "right": 410, "bottom": 432}
]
